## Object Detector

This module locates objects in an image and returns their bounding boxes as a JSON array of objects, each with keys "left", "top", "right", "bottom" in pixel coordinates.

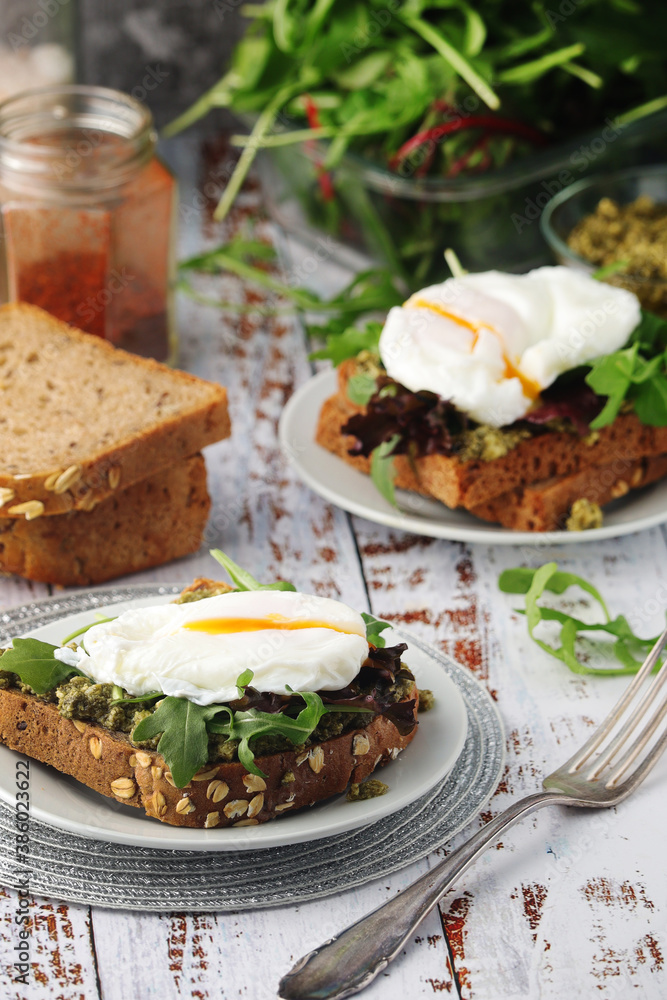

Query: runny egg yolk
[
  {"left": 184, "top": 614, "right": 361, "bottom": 636},
  {"left": 407, "top": 297, "right": 541, "bottom": 402}
]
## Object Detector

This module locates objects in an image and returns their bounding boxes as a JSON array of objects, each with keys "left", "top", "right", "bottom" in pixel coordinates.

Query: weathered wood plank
[
  {"left": 91, "top": 862, "right": 454, "bottom": 1000},
  {"left": 0, "top": 890, "right": 99, "bottom": 1000},
  {"left": 349, "top": 519, "right": 667, "bottom": 997}
]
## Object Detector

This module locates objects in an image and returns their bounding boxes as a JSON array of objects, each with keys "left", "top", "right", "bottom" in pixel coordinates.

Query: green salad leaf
[
  {"left": 499, "top": 562, "right": 660, "bottom": 675},
  {"left": 207, "top": 690, "right": 332, "bottom": 778},
  {"left": 179, "top": 239, "right": 402, "bottom": 338},
  {"left": 0, "top": 638, "right": 84, "bottom": 695},
  {"left": 210, "top": 548, "right": 296, "bottom": 592},
  {"left": 586, "top": 311, "right": 667, "bottom": 428},
  {"left": 370, "top": 434, "right": 401, "bottom": 506},
  {"left": 362, "top": 612, "right": 392, "bottom": 648},
  {"left": 347, "top": 372, "right": 379, "bottom": 406},
  {"left": 132, "top": 697, "right": 223, "bottom": 788},
  {"left": 309, "top": 322, "right": 383, "bottom": 367},
  {"left": 236, "top": 668, "right": 255, "bottom": 698},
  {"left": 60, "top": 615, "right": 117, "bottom": 644}
]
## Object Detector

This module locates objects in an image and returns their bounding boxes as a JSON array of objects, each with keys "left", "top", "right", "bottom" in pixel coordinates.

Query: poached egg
[
  {"left": 56, "top": 591, "right": 369, "bottom": 706},
  {"left": 378, "top": 266, "right": 641, "bottom": 427}
]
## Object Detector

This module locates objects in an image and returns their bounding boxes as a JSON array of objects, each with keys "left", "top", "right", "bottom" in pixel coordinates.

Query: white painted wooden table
[{"left": 1, "top": 134, "right": 666, "bottom": 1000}]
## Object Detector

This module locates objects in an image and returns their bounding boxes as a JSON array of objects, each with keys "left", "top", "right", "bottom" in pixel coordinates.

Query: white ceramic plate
[
  {"left": 0, "top": 596, "right": 468, "bottom": 852},
  {"left": 280, "top": 368, "right": 667, "bottom": 545}
]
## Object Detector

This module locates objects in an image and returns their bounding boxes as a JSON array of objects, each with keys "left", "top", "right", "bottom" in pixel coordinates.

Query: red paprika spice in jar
[{"left": 0, "top": 85, "right": 177, "bottom": 362}]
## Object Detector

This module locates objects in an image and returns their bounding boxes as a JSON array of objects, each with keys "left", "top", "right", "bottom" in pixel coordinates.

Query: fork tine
[
  {"left": 587, "top": 658, "right": 667, "bottom": 778},
  {"left": 606, "top": 725, "right": 667, "bottom": 799},
  {"left": 566, "top": 625, "right": 667, "bottom": 773},
  {"left": 605, "top": 692, "right": 667, "bottom": 787}
]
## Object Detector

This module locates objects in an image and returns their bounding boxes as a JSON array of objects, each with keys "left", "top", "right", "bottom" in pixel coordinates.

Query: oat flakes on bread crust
[{"left": 0, "top": 303, "right": 230, "bottom": 516}]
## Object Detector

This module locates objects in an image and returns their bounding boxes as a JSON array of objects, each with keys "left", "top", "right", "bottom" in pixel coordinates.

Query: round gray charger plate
[{"left": 0, "top": 585, "right": 504, "bottom": 911}]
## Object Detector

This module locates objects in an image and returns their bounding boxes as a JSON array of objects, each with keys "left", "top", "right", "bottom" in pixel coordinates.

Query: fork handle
[{"left": 279, "top": 790, "right": 570, "bottom": 1000}]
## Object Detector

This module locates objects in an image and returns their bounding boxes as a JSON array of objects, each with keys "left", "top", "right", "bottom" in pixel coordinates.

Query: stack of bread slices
[{"left": 0, "top": 304, "right": 230, "bottom": 584}]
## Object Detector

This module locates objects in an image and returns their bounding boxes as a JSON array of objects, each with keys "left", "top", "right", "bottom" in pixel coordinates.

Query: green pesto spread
[
  {"left": 417, "top": 689, "right": 435, "bottom": 712},
  {"left": 566, "top": 498, "right": 604, "bottom": 531},
  {"left": 455, "top": 424, "right": 532, "bottom": 462},
  {"left": 347, "top": 779, "right": 389, "bottom": 801}
]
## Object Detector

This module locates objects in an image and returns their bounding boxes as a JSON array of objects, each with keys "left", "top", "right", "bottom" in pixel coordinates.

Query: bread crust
[
  {"left": 0, "top": 685, "right": 419, "bottom": 828},
  {"left": 0, "top": 454, "right": 210, "bottom": 585},
  {"left": 471, "top": 454, "right": 667, "bottom": 531},
  {"left": 0, "top": 303, "right": 230, "bottom": 515},
  {"left": 317, "top": 367, "right": 667, "bottom": 514}
]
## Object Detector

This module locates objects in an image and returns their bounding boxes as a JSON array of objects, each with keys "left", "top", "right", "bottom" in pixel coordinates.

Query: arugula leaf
[
  {"left": 209, "top": 548, "right": 296, "bottom": 592},
  {"left": 236, "top": 668, "right": 254, "bottom": 698},
  {"left": 207, "top": 690, "right": 331, "bottom": 778},
  {"left": 347, "top": 372, "right": 378, "bottom": 406},
  {"left": 370, "top": 434, "right": 401, "bottom": 507},
  {"left": 630, "top": 309, "right": 667, "bottom": 354},
  {"left": 585, "top": 311, "right": 667, "bottom": 429},
  {"left": 309, "top": 322, "right": 383, "bottom": 367},
  {"left": 361, "top": 612, "right": 392, "bottom": 649},
  {"left": 0, "top": 638, "right": 84, "bottom": 695},
  {"left": 132, "top": 697, "right": 223, "bottom": 788},
  {"left": 61, "top": 616, "right": 117, "bottom": 644},
  {"left": 499, "top": 563, "right": 660, "bottom": 676}
]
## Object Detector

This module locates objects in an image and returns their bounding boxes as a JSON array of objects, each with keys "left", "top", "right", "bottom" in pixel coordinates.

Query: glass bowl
[
  {"left": 540, "top": 163, "right": 667, "bottom": 316},
  {"left": 257, "top": 108, "right": 667, "bottom": 287}
]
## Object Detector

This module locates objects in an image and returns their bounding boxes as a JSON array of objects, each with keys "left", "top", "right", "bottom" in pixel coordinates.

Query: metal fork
[{"left": 279, "top": 626, "right": 667, "bottom": 1000}]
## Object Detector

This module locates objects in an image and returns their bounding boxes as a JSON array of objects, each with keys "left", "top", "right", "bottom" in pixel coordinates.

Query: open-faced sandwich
[
  {"left": 316, "top": 266, "right": 667, "bottom": 531},
  {"left": 0, "top": 551, "right": 419, "bottom": 828}
]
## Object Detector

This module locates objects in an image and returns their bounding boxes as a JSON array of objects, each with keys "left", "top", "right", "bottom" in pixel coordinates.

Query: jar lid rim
[{"left": 0, "top": 85, "right": 155, "bottom": 187}]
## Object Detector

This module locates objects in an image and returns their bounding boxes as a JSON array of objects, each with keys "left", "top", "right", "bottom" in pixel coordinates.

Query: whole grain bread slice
[
  {"left": 319, "top": 363, "right": 667, "bottom": 510},
  {"left": 0, "top": 453, "right": 211, "bottom": 585},
  {"left": 0, "top": 682, "right": 418, "bottom": 828},
  {"left": 470, "top": 454, "right": 667, "bottom": 531},
  {"left": 0, "top": 303, "right": 230, "bottom": 515}
]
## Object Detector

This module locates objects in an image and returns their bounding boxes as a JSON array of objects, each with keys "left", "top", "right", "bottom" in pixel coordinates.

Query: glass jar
[
  {"left": 0, "top": 85, "right": 177, "bottom": 362},
  {"left": 0, "top": 1, "right": 78, "bottom": 102}
]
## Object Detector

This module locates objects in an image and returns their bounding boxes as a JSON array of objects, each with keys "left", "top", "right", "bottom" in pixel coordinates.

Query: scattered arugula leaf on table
[{"left": 499, "top": 562, "right": 661, "bottom": 676}]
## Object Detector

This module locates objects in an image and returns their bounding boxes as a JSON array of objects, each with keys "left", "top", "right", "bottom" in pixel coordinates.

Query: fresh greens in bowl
[{"left": 167, "top": 0, "right": 667, "bottom": 278}]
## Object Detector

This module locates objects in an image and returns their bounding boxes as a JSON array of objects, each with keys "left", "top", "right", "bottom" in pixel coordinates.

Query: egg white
[
  {"left": 379, "top": 266, "right": 641, "bottom": 427},
  {"left": 58, "top": 591, "right": 369, "bottom": 706}
]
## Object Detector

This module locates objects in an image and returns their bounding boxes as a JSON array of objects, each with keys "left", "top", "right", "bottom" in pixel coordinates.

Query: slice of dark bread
[
  {"left": 0, "top": 303, "right": 230, "bottom": 516},
  {"left": 0, "top": 454, "right": 210, "bottom": 585},
  {"left": 471, "top": 454, "right": 667, "bottom": 531},
  {"left": 0, "top": 683, "right": 418, "bottom": 828}
]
